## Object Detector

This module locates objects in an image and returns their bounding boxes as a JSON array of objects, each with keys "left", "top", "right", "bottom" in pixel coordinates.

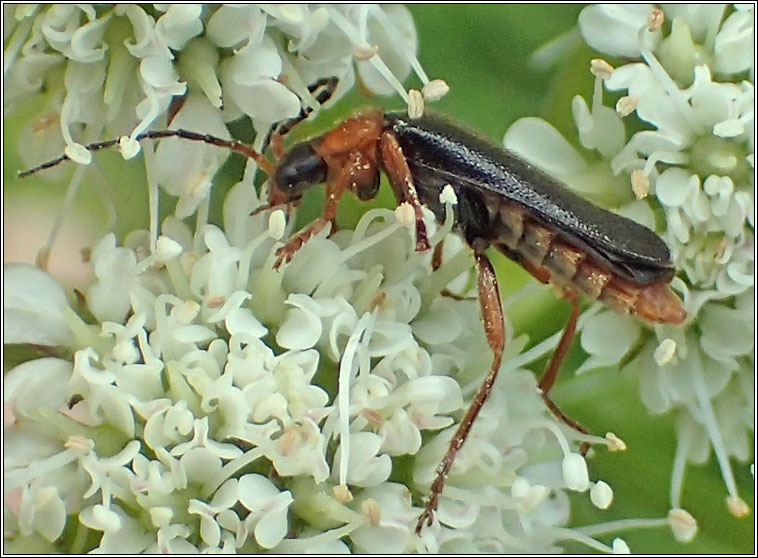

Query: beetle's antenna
[
  {"left": 18, "top": 129, "right": 274, "bottom": 178},
  {"left": 18, "top": 77, "right": 339, "bottom": 179}
]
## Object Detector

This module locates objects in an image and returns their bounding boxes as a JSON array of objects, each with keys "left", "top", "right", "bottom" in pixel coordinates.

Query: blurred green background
[{"left": 4, "top": 4, "right": 753, "bottom": 554}]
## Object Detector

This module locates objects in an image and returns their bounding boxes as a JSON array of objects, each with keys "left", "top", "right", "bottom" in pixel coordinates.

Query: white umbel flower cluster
[
  {"left": 6, "top": 4, "right": 743, "bottom": 553},
  {"left": 5, "top": 177, "right": 628, "bottom": 552},
  {"left": 505, "top": 4, "right": 753, "bottom": 520}
]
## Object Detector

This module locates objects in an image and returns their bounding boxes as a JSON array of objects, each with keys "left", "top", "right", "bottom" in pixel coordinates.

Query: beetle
[{"left": 19, "top": 102, "right": 687, "bottom": 535}]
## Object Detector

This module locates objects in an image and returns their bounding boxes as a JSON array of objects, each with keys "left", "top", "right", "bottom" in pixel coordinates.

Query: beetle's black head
[{"left": 271, "top": 142, "right": 327, "bottom": 202}]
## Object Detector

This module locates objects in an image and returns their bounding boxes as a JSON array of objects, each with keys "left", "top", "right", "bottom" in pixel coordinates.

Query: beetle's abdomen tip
[{"left": 636, "top": 282, "right": 687, "bottom": 325}]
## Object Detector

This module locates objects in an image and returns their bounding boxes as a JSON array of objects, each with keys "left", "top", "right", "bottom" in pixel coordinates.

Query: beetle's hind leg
[
  {"left": 538, "top": 289, "right": 591, "bottom": 454},
  {"left": 416, "top": 250, "right": 505, "bottom": 534}
]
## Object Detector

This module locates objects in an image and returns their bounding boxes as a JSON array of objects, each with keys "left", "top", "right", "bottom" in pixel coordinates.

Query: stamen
[
  {"left": 638, "top": 46, "right": 700, "bottom": 135},
  {"left": 615, "top": 96, "right": 638, "bottom": 118},
  {"left": 590, "top": 58, "right": 614, "bottom": 79},
  {"left": 205, "top": 446, "right": 268, "bottom": 493},
  {"left": 439, "top": 184, "right": 458, "bottom": 206},
  {"left": 353, "top": 44, "right": 379, "bottom": 60},
  {"left": 119, "top": 135, "right": 141, "bottom": 159},
  {"left": 428, "top": 185, "right": 458, "bottom": 248},
  {"left": 690, "top": 346, "right": 743, "bottom": 508},
  {"left": 576, "top": 516, "right": 669, "bottom": 538},
  {"left": 326, "top": 7, "right": 410, "bottom": 103},
  {"left": 268, "top": 209, "right": 287, "bottom": 240},
  {"left": 612, "top": 538, "right": 630, "bottom": 553},
  {"left": 275, "top": 521, "right": 364, "bottom": 551},
  {"left": 36, "top": 164, "right": 87, "bottom": 271},
  {"left": 726, "top": 496, "right": 750, "bottom": 518},
  {"left": 631, "top": 169, "right": 650, "bottom": 199},
  {"left": 407, "top": 89, "right": 424, "bottom": 119},
  {"left": 562, "top": 452, "right": 590, "bottom": 491},
  {"left": 590, "top": 480, "right": 614, "bottom": 509},
  {"left": 370, "top": 6, "right": 431, "bottom": 85},
  {"left": 605, "top": 432, "right": 627, "bottom": 452},
  {"left": 642, "top": 150, "right": 689, "bottom": 176},
  {"left": 337, "top": 313, "right": 371, "bottom": 486},
  {"left": 647, "top": 8, "right": 664, "bottom": 32},
  {"left": 333, "top": 483, "right": 353, "bottom": 503},
  {"left": 65, "top": 435, "right": 95, "bottom": 453},
  {"left": 64, "top": 143, "right": 92, "bottom": 165},
  {"left": 154, "top": 235, "right": 182, "bottom": 262},
  {"left": 360, "top": 497, "right": 381, "bottom": 526},
  {"left": 667, "top": 508, "right": 697, "bottom": 542},
  {"left": 422, "top": 79, "right": 450, "bottom": 102},
  {"left": 502, "top": 304, "right": 602, "bottom": 374},
  {"left": 592, "top": 71, "right": 604, "bottom": 112},
  {"left": 653, "top": 338, "right": 676, "bottom": 365},
  {"left": 546, "top": 527, "right": 619, "bottom": 554},
  {"left": 394, "top": 202, "right": 416, "bottom": 227}
]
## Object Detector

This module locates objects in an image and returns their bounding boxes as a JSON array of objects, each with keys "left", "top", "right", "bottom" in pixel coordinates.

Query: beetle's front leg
[
  {"left": 416, "top": 250, "right": 505, "bottom": 534},
  {"left": 273, "top": 151, "right": 371, "bottom": 270},
  {"left": 379, "top": 131, "right": 431, "bottom": 252}
]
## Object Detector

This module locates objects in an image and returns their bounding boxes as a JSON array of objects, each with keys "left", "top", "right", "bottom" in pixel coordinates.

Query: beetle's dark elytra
[{"left": 384, "top": 112, "right": 674, "bottom": 285}]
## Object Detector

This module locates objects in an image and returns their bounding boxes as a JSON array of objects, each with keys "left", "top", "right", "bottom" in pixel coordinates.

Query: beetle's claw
[
  {"left": 415, "top": 508, "right": 434, "bottom": 535},
  {"left": 272, "top": 249, "right": 291, "bottom": 271}
]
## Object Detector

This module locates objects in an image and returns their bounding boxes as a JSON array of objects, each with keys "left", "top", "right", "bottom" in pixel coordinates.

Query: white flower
[
  {"left": 350, "top": 483, "right": 417, "bottom": 553},
  {"left": 508, "top": 2, "right": 753, "bottom": 527},
  {"left": 578, "top": 5, "right": 662, "bottom": 58},
  {"left": 219, "top": 34, "right": 302, "bottom": 125},
  {"left": 4, "top": 166, "right": 626, "bottom": 552},
  {"left": 3, "top": 263, "right": 74, "bottom": 346},
  {"left": 237, "top": 474, "right": 294, "bottom": 549},
  {"left": 11, "top": 5, "right": 748, "bottom": 553},
  {"left": 713, "top": 7, "right": 754, "bottom": 75},
  {"left": 152, "top": 93, "right": 231, "bottom": 218}
]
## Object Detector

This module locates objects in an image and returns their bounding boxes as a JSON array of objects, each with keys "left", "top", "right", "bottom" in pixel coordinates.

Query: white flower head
[
  {"left": 5, "top": 161, "right": 624, "bottom": 553},
  {"left": 506, "top": 1, "right": 753, "bottom": 532}
]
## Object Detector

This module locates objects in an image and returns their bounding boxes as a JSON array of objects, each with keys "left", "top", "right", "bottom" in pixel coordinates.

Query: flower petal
[{"left": 3, "top": 263, "right": 73, "bottom": 346}]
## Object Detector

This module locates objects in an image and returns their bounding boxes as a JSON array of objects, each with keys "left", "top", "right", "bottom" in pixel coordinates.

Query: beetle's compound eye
[{"left": 273, "top": 142, "right": 327, "bottom": 195}]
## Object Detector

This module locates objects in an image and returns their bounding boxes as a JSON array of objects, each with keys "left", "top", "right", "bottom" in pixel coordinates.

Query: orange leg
[
  {"left": 539, "top": 289, "right": 580, "bottom": 394},
  {"left": 273, "top": 151, "right": 371, "bottom": 269},
  {"left": 538, "top": 291, "right": 590, "bottom": 453},
  {"left": 416, "top": 251, "right": 505, "bottom": 534},
  {"left": 379, "top": 132, "right": 430, "bottom": 252},
  {"left": 503, "top": 251, "right": 591, "bottom": 448},
  {"left": 271, "top": 132, "right": 285, "bottom": 160},
  {"left": 432, "top": 242, "right": 444, "bottom": 271},
  {"left": 260, "top": 76, "right": 340, "bottom": 153}
]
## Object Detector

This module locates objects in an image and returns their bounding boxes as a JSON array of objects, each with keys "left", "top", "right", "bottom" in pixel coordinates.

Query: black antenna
[{"left": 18, "top": 76, "right": 341, "bottom": 178}]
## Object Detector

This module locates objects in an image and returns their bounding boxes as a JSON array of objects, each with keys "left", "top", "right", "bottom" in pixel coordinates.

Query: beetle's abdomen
[{"left": 494, "top": 201, "right": 685, "bottom": 325}]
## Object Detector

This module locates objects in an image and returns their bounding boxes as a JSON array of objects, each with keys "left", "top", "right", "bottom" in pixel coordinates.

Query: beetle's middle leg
[
  {"left": 379, "top": 131, "right": 431, "bottom": 252},
  {"left": 416, "top": 250, "right": 505, "bottom": 534}
]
